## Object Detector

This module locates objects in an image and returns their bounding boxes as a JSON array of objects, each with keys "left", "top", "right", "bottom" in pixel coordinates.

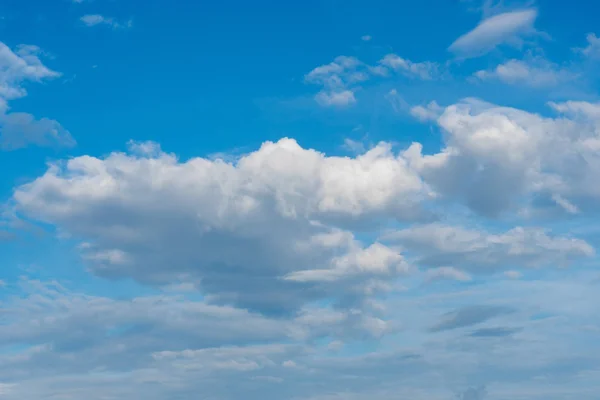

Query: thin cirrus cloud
[
  {"left": 473, "top": 58, "right": 576, "bottom": 88},
  {"left": 304, "top": 54, "right": 439, "bottom": 107},
  {"left": 80, "top": 14, "right": 133, "bottom": 29},
  {"left": 449, "top": 9, "right": 539, "bottom": 58}
]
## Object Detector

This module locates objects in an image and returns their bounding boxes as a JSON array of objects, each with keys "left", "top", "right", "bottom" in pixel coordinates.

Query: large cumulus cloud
[{"left": 13, "top": 138, "right": 428, "bottom": 314}]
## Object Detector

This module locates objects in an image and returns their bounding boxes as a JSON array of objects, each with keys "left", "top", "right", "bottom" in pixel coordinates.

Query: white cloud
[
  {"left": 305, "top": 54, "right": 438, "bottom": 107},
  {"left": 410, "top": 101, "right": 442, "bottom": 122},
  {"left": 2, "top": 274, "right": 600, "bottom": 399},
  {"left": 305, "top": 56, "right": 362, "bottom": 87},
  {"left": 405, "top": 98, "right": 600, "bottom": 216},
  {"left": 13, "top": 138, "right": 429, "bottom": 314},
  {"left": 0, "top": 43, "right": 60, "bottom": 100},
  {"left": 548, "top": 100, "right": 600, "bottom": 119},
  {"left": 449, "top": 9, "right": 538, "bottom": 58},
  {"left": 379, "top": 54, "right": 438, "bottom": 80},
  {"left": 315, "top": 90, "right": 356, "bottom": 107},
  {"left": 384, "top": 223, "right": 593, "bottom": 273},
  {"left": 284, "top": 242, "right": 408, "bottom": 283},
  {"left": 80, "top": 15, "right": 133, "bottom": 29},
  {"left": 473, "top": 58, "right": 575, "bottom": 87},
  {"left": 0, "top": 42, "right": 73, "bottom": 150},
  {"left": 361, "top": 35, "right": 372, "bottom": 42},
  {"left": 0, "top": 110, "right": 75, "bottom": 150},
  {"left": 305, "top": 56, "right": 363, "bottom": 108},
  {"left": 577, "top": 33, "right": 600, "bottom": 59}
]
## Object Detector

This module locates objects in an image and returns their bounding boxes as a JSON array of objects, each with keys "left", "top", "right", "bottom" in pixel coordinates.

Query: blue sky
[{"left": 2, "top": 0, "right": 600, "bottom": 399}]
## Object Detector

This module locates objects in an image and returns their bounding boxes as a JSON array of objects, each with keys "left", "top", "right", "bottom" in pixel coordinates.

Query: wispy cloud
[
  {"left": 305, "top": 54, "right": 439, "bottom": 107},
  {"left": 473, "top": 58, "right": 576, "bottom": 87},
  {"left": 315, "top": 89, "right": 356, "bottom": 107},
  {"left": 449, "top": 9, "right": 538, "bottom": 58},
  {"left": 0, "top": 42, "right": 74, "bottom": 150},
  {"left": 80, "top": 14, "right": 133, "bottom": 29},
  {"left": 576, "top": 33, "right": 600, "bottom": 59}
]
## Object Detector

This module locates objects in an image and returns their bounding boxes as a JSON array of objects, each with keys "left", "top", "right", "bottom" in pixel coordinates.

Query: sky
[{"left": 1, "top": 0, "right": 600, "bottom": 399}]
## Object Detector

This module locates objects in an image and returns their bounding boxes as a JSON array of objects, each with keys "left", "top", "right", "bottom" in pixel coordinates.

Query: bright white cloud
[
  {"left": 406, "top": 98, "right": 600, "bottom": 216},
  {"left": 13, "top": 138, "right": 429, "bottom": 314},
  {"left": 449, "top": 9, "right": 538, "bottom": 58}
]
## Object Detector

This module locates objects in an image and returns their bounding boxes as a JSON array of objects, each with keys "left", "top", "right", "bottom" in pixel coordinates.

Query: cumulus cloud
[
  {"left": 449, "top": 9, "right": 538, "bottom": 58},
  {"left": 405, "top": 98, "right": 600, "bottom": 216},
  {"left": 384, "top": 223, "right": 594, "bottom": 274},
  {"left": 13, "top": 138, "right": 429, "bottom": 314},
  {"left": 473, "top": 58, "right": 575, "bottom": 87}
]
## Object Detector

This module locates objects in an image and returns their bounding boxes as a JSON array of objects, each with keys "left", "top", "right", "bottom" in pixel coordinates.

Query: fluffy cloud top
[
  {"left": 13, "top": 138, "right": 428, "bottom": 314},
  {"left": 405, "top": 98, "right": 600, "bottom": 216}
]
